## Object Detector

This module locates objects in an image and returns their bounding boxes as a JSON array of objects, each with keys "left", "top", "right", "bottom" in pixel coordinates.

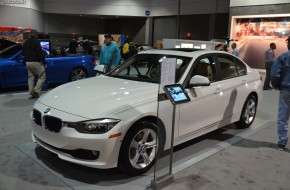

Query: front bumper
[{"left": 30, "top": 109, "right": 123, "bottom": 169}]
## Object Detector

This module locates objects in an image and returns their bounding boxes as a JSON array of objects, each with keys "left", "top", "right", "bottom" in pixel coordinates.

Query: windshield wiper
[
  {"left": 137, "top": 74, "right": 149, "bottom": 79},
  {"left": 110, "top": 75, "right": 156, "bottom": 83}
]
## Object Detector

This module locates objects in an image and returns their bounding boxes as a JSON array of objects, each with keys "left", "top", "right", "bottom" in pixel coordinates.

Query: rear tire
[
  {"left": 235, "top": 94, "right": 257, "bottom": 128},
  {"left": 70, "top": 67, "right": 87, "bottom": 81},
  {"left": 118, "top": 121, "right": 163, "bottom": 175}
]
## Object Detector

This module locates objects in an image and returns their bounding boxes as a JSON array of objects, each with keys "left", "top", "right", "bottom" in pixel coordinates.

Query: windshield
[
  {"left": 0, "top": 45, "right": 22, "bottom": 58},
  {"left": 109, "top": 54, "right": 192, "bottom": 83}
]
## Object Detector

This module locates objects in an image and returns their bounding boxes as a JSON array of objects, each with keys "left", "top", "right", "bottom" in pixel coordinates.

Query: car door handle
[
  {"left": 214, "top": 87, "right": 223, "bottom": 94},
  {"left": 214, "top": 84, "right": 223, "bottom": 94},
  {"left": 242, "top": 80, "right": 247, "bottom": 84}
]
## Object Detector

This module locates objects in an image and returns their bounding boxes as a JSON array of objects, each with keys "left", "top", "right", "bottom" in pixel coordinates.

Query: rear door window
[
  {"left": 216, "top": 55, "right": 238, "bottom": 80},
  {"left": 234, "top": 58, "right": 247, "bottom": 76}
]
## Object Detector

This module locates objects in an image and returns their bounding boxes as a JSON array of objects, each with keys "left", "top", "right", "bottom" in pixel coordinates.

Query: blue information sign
[{"left": 145, "top": 10, "right": 150, "bottom": 16}]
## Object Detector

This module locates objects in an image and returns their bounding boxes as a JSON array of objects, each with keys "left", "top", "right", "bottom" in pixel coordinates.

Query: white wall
[
  {"left": 45, "top": 14, "right": 104, "bottom": 35},
  {"left": 230, "top": 0, "right": 290, "bottom": 7},
  {"left": 42, "top": 0, "right": 150, "bottom": 17},
  {"left": 151, "top": 0, "right": 230, "bottom": 16},
  {"left": 153, "top": 17, "right": 177, "bottom": 43},
  {"left": 0, "top": 5, "right": 44, "bottom": 31},
  {"left": 0, "top": 0, "right": 230, "bottom": 17}
]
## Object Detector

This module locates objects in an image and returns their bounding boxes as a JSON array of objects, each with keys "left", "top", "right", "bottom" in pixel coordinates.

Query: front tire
[
  {"left": 235, "top": 94, "right": 257, "bottom": 128},
  {"left": 70, "top": 67, "right": 87, "bottom": 81},
  {"left": 118, "top": 121, "right": 163, "bottom": 175}
]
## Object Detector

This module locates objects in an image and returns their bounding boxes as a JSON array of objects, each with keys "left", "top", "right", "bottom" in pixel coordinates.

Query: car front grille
[
  {"left": 32, "top": 109, "right": 42, "bottom": 126},
  {"left": 44, "top": 116, "right": 63, "bottom": 133}
]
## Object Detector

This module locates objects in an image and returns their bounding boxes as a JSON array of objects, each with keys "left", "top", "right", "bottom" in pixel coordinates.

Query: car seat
[
  {"left": 220, "top": 62, "right": 237, "bottom": 79},
  {"left": 197, "top": 62, "right": 212, "bottom": 81}
]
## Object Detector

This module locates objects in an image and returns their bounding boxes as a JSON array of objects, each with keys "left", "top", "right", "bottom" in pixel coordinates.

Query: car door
[
  {"left": 1, "top": 52, "right": 27, "bottom": 88},
  {"left": 12, "top": 53, "right": 28, "bottom": 86},
  {"left": 177, "top": 55, "right": 225, "bottom": 138},
  {"left": 214, "top": 54, "right": 249, "bottom": 126},
  {"left": 0, "top": 45, "right": 27, "bottom": 88},
  {"left": 45, "top": 56, "right": 72, "bottom": 84}
]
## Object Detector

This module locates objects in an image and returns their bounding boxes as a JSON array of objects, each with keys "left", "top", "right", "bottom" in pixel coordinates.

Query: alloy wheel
[
  {"left": 71, "top": 68, "right": 86, "bottom": 81},
  {"left": 129, "top": 128, "right": 158, "bottom": 169},
  {"left": 242, "top": 98, "right": 256, "bottom": 124}
]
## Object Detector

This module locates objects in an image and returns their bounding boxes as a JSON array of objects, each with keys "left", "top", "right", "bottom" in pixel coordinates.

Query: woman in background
[{"left": 154, "top": 40, "right": 163, "bottom": 49}]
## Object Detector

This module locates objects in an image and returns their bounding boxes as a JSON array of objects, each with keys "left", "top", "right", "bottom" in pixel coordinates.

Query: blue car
[{"left": 0, "top": 44, "right": 96, "bottom": 89}]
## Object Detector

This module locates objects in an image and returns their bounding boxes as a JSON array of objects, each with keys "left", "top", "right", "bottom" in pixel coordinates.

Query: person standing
[
  {"left": 127, "top": 42, "right": 137, "bottom": 59},
  {"left": 69, "top": 38, "right": 78, "bottom": 54},
  {"left": 22, "top": 30, "right": 46, "bottom": 99},
  {"left": 231, "top": 43, "right": 239, "bottom": 57},
  {"left": 99, "top": 34, "right": 121, "bottom": 73},
  {"left": 83, "top": 39, "right": 92, "bottom": 55},
  {"left": 154, "top": 40, "right": 163, "bottom": 49},
  {"left": 264, "top": 43, "right": 276, "bottom": 90},
  {"left": 122, "top": 40, "right": 129, "bottom": 60},
  {"left": 271, "top": 37, "right": 290, "bottom": 151},
  {"left": 126, "top": 42, "right": 138, "bottom": 75}
]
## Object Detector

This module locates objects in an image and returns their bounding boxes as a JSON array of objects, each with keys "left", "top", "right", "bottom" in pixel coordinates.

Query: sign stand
[
  {"left": 151, "top": 58, "right": 178, "bottom": 190},
  {"left": 151, "top": 104, "right": 176, "bottom": 190},
  {"left": 151, "top": 84, "right": 191, "bottom": 190}
]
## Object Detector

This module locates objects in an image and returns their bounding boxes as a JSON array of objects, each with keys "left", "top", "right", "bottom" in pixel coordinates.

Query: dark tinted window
[
  {"left": 217, "top": 55, "right": 238, "bottom": 80},
  {"left": 234, "top": 58, "right": 247, "bottom": 76},
  {"left": 190, "top": 56, "right": 216, "bottom": 82}
]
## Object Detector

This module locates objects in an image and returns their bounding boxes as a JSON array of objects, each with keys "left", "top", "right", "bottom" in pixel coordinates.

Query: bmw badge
[{"left": 44, "top": 108, "right": 50, "bottom": 114}]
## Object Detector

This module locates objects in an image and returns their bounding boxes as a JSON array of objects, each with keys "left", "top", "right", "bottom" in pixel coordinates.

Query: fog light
[{"left": 92, "top": 150, "right": 100, "bottom": 158}]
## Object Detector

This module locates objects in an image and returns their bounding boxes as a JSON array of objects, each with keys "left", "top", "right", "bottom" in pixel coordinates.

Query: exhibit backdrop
[
  {"left": 230, "top": 14, "right": 290, "bottom": 69},
  {"left": 0, "top": 26, "right": 32, "bottom": 43}
]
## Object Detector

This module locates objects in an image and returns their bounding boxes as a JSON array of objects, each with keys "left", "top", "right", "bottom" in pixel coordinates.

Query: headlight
[{"left": 65, "top": 119, "right": 120, "bottom": 134}]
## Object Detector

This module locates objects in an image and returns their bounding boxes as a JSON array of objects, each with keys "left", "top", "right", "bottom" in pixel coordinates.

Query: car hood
[{"left": 37, "top": 75, "right": 158, "bottom": 120}]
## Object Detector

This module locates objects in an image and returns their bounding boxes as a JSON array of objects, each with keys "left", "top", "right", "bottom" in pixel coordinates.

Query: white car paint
[{"left": 31, "top": 49, "right": 263, "bottom": 170}]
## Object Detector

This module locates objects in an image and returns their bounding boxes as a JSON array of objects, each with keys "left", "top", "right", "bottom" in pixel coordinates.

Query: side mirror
[
  {"left": 94, "top": 64, "right": 105, "bottom": 74},
  {"left": 188, "top": 75, "right": 210, "bottom": 87}
]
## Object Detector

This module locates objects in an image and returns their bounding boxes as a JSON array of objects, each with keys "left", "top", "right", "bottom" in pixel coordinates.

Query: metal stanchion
[{"left": 151, "top": 105, "right": 175, "bottom": 190}]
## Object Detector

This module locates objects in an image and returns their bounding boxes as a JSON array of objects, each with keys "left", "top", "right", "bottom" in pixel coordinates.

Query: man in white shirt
[
  {"left": 264, "top": 43, "right": 276, "bottom": 90},
  {"left": 231, "top": 43, "right": 239, "bottom": 57}
]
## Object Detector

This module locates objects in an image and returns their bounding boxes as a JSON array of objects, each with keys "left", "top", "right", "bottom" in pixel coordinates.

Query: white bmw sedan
[{"left": 31, "top": 49, "right": 262, "bottom": 175}]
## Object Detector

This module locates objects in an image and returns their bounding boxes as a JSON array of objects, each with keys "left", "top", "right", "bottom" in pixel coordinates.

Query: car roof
[{"left": 139, "top": 49, "right": 233, "bottom": 57}]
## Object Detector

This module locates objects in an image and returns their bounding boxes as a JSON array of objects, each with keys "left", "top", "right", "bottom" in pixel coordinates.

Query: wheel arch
[
  {"left": 249, "top": 91, "right": 258, "bottom": 105},
  {"left": 122, "top": 115, "right": 166, "bottom": 147}
]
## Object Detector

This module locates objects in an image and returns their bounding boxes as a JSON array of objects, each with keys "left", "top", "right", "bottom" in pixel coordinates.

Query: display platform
[{"left": 16, "top": 118, "right": 273, "bottom": 190}]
